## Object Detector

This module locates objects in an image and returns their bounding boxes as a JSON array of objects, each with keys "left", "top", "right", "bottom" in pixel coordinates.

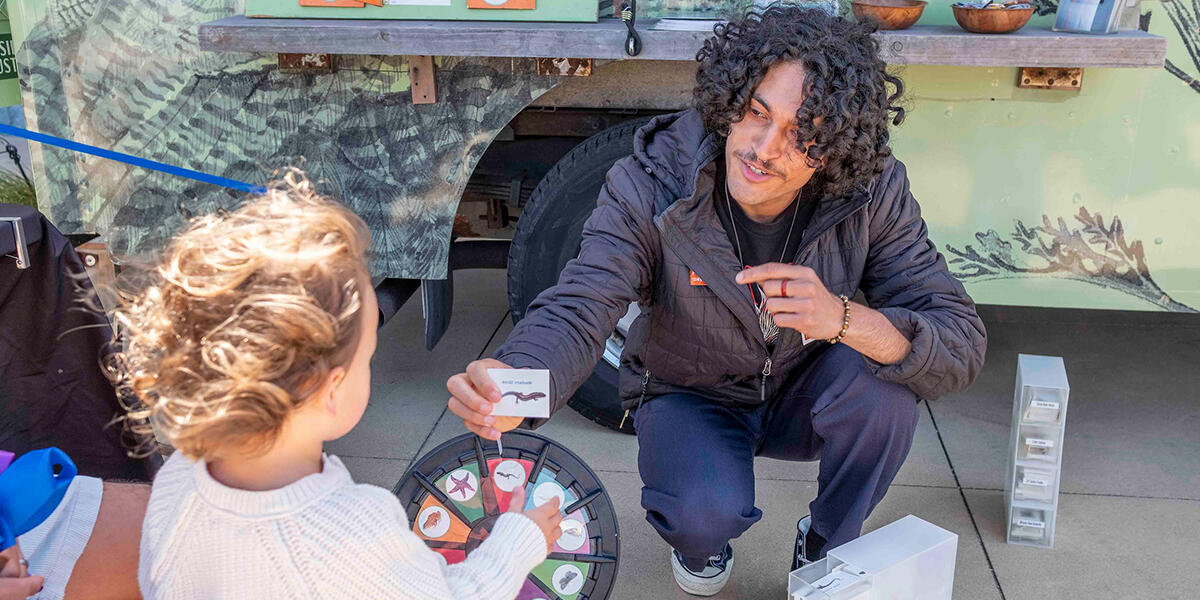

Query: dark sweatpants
[{"left": 633, "top": 343, "right": 920, "bottom": 570}]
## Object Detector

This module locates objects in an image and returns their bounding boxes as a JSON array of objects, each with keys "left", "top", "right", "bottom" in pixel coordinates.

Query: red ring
[{"left": 780, "top": 279, "right": 788, "bottom": 297}]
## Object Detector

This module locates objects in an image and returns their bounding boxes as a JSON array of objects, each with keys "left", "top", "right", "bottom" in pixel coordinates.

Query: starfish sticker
[{"left": 447, "top": 473, "right": 475, "bottom": 498}]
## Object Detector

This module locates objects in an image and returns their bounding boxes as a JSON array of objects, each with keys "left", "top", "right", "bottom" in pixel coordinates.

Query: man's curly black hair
[{"left": 694, "top": 5, "right": 905, "bottom": 199}]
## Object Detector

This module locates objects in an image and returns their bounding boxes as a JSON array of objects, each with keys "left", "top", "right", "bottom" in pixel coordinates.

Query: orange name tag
[{"left": 689, "top": 270, "right": 706, "bottom": 286}]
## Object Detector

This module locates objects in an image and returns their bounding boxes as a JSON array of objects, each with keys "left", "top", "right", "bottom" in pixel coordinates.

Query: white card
[{"left": 487, "top": 369, "right": 551, "bottom": 418}]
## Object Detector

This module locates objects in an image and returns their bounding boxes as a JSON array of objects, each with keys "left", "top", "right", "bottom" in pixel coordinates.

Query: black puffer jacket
[{"left": 497, "top": 111, "right": 986, "bottom": 420}]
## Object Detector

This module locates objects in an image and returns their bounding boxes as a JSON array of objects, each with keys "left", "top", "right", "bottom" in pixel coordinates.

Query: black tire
[{"left": 507, "top": 118, "right": 651, "bottom": 435}]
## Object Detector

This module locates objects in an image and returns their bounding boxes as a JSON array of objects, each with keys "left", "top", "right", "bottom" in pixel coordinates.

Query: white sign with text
[{"left": 487, "top": 368, "right": 551, "bottom": 418}]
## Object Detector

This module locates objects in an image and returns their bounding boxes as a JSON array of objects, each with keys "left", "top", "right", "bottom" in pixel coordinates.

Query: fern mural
[{"left": 946, "top": 208, "right": 1197, "bottom": 312}]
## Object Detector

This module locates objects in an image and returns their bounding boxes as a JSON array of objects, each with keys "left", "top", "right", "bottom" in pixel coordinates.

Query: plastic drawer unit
[
  {"left": 787, "top": 515, "right": 957, "bottom": 600},
  {"left": 1005, "top": 354, "right": 1069, "bottom": 548}
]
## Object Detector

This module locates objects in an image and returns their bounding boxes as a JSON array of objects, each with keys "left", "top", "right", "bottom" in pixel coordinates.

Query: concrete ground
[{"left": 339, "top": 268, "right": 1200, "bottom": 600}]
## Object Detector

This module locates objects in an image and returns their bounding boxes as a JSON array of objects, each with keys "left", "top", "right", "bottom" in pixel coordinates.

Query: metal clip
[{"left": 1, "top": 217, "right": 29, "bottom": 269}]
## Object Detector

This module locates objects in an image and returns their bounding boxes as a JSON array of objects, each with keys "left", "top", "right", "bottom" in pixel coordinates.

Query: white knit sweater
[{"left": 138, "top": 452, "right": 548, "bottom": 600}]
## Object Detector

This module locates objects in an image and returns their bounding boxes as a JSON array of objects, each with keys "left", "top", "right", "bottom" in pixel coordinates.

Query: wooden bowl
[
  {"left": 951, "top": 4, "right": 1035, "bottom": 34},
  {"left": 851, "top": 0, "right": 927, "bottom": 31}
]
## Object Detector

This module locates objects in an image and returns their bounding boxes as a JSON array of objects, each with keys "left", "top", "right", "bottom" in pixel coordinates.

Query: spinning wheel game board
[{"left": 393, "top": 432, "right": 620, "bottom": 600}]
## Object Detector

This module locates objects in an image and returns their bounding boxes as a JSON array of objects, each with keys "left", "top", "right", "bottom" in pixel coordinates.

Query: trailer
[{"left": 4, "top": 0, "right": 1195, "bottom": 432}]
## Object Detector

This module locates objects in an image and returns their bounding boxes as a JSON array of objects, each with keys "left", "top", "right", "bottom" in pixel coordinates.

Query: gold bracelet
[{"left": 828, "top": 295, "right": 851, "bottom": 344}]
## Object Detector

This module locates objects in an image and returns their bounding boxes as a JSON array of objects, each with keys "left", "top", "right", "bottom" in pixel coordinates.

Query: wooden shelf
[{"left": 199, "top": 16, "right": 1166, "bottom": 68}]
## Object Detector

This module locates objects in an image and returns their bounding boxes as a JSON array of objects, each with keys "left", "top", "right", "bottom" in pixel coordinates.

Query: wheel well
[{"left": 454, "top": 107, "right": 668, "bottom": 239}]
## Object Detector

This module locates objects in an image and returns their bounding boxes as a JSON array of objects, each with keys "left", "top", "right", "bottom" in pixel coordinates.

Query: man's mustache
[{"left": 733, "top": 150, "right": 783, "bottom": 178}]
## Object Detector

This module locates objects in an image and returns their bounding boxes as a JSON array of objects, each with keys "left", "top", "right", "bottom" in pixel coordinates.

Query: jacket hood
[{"left": 632, "top": 110, "right": 723, "bottom": 203}]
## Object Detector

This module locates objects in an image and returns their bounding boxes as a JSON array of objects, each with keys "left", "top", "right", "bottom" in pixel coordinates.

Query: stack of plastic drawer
[
  {"left": 1005, "top": 354, "right": 1069, "bottom": 548},
  {"left": 787, "top": 515, "right": 957, "bottom": 600}
]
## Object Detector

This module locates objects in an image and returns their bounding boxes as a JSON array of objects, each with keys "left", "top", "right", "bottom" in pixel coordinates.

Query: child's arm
[
  {"left": 439, "top": 512, "right": 548, "bottom": 598},
  {"left": 334, "top": 485, "right": 550, "bottom": 600}
]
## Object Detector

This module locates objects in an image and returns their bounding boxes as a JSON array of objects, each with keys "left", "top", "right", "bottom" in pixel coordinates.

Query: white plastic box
[
  {"left": 1005, "top": 354, "right": 1069, "bottom": 548},
  {"left": 787, "top": 515, "right": 957, "bottom": 600}
]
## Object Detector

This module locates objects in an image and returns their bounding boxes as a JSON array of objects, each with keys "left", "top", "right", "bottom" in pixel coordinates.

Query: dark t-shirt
[{"left": 713, "top": 156, "right": 817, "bottom": 269}]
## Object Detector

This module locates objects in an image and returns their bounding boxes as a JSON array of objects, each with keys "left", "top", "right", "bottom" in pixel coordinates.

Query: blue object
[
  {"left": 0, "top": 123, "right": 267, "bottom": 195},
  {"left": 0, "top": 448, "right": 77, "bottom": 551}
]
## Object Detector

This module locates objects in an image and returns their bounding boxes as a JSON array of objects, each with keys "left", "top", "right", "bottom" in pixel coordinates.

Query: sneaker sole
[{"left": 671, "top": 555, "right": 733, "bottom": 597}]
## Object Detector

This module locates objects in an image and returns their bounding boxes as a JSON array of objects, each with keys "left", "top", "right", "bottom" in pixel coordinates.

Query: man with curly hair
[{"left": 449, "top": 5, "right": 986, "bottom": 595}]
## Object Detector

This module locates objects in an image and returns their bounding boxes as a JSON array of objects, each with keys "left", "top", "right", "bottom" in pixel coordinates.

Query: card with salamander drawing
[{"left": 486, "top": 368, "right": 551, "bottom": 418}]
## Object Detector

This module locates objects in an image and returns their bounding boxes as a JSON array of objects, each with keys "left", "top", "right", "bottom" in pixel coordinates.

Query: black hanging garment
[{"left": 0, "top": 203, "right": 150, "bottom": 480}]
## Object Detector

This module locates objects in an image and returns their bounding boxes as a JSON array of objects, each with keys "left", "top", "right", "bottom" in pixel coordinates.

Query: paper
[
  {"left": 1024, "top": 398, "right": 1060, "bottom": 422},
  {"left": 810, "top": 569, "right": 862, "bottom": 593},
  {"left": 488, "top": 368, "right": 551, "bottom": 418},
  {"left": 1021, "top": 471, "right": 1050, "bottom": 487}
]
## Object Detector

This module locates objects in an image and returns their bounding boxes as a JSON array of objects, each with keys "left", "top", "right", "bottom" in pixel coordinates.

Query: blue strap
[
  {"left": 0, "top": 123, "right": 267, "bottom": 195},
  {"left": 0, "top": 448, "right": 77, "bottom": 551}
]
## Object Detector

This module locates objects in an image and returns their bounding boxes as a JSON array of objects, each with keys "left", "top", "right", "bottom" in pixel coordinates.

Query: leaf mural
[
  {"left": 1141, "top": 5, "right": 1200, "bottom": 95},
  {"left": 946, "top": 207, "right": 1197, "bottom": 312},
  {"left": 14, "top": 0, "right": 561, "bottom": 280}
]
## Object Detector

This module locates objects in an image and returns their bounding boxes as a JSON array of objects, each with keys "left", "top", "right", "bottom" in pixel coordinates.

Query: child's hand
[
  {"left": 0, "top": 576, "right": 44, "bottom": 600},
  {"left": 507, "top": 487, "right": 562, "bottom": 553},
  {"left": 0, "top": 543, "right": 27, "bottom": 578}
]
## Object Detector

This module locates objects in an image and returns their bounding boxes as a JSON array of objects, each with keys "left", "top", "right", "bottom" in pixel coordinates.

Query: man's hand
[
  {"left": 736, "top": 263, "right": 844, "bottom": 340},
  {"left": 446, "top": 358, "right": 525, "bottom": 440}
]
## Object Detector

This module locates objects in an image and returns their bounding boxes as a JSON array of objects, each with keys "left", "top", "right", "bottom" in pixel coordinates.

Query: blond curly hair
[{"left": 109, "top": 171, "right": 371, "bottom": 460}]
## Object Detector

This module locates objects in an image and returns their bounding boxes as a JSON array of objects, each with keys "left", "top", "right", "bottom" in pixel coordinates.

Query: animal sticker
[
  {"left": 492, "top": 460, "right": 528, "bottom": 492},
  {"left": 443, "top": 468, "right": 478, "bottom": 501},
  {"left": 552, "top": 563, "right": 585, "bottom": 595},
  {"left": 487, "top": 368, "right": 551, "bottom": 418},
  {"left": 417, "top": 505, "right": 450, "bottom": 539}
]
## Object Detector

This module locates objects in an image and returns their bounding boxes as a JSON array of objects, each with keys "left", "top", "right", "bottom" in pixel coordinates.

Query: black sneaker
[
  {"left": 670, "top": 543, "right": 733, "bottom": 596},
  {"left": 792, "top": 515, "right": 813, "bottom": 571}
]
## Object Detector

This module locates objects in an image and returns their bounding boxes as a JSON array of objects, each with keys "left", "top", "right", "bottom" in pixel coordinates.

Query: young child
[{"left": 112, "top": 172, "right": 561, "bottom": 599}]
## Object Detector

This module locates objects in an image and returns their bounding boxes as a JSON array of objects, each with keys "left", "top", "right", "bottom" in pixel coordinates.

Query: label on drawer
[
  {"left": 1026, "top": 437, "right": 1054, "bottom": 448},
  {"left": 1022, "top": 473, "right": 1050, "bottom": 486},
  {"left": 808, "top": 569, "right": 863, "bottom": 593},
  {"left": 1017, "top": 519, "right": 1046, "bottom": 529},
  {"left": 1030, "top": 399, "right": 1058, "bottom": 410}
]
